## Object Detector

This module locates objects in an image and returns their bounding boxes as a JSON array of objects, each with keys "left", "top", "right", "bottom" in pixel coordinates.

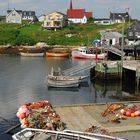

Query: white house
[
  {"left": 6, "top": 9, "right": 22, "bottom": 24},
  {"left": 38, "top": 15, "right": 45, "bottom": 22}
]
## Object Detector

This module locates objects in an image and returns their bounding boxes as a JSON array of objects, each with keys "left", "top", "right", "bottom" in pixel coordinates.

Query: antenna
[{"left": 8, "top": 0, "right": 9, "bottom": 10}]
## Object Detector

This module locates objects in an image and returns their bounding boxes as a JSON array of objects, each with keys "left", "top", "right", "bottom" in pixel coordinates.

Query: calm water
[{"left": 0, "top": 55, "right": 137, "bottom": 139}]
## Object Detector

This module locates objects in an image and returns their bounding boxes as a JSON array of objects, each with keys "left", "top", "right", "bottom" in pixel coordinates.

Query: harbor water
[{"left": 0, "top": 55, "right": 139, "bottom": 139}]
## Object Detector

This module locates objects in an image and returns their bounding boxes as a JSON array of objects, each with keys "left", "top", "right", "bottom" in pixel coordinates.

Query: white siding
[
  {"left": 68, "top": 16, "right": 87, "bottom": 24},
  {"left": 6, "top": 10, "right": 22, "bottom": 24}
]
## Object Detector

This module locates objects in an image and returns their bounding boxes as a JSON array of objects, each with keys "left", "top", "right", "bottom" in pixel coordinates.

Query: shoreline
[{"left": 0, "top": 45, "right": 80, "bottom": 55}]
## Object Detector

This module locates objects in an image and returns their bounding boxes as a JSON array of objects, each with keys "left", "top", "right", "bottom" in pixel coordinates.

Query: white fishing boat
[
  {"left": 12, "top": 128, "right": 126, "bottom": 140},
  {"left": 20, "top": 52, "right": 44, "bottom": 57},
  {"left": 71, "top": 47, "right": 107, "bottom": 60}
]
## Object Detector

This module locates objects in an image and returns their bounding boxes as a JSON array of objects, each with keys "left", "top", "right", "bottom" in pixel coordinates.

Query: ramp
[
  {"left": 63, "top": 61, "right": 96, "bottom": 76},
  {"left": 108, "top": 46, "right": 125, "bottom": 57}
]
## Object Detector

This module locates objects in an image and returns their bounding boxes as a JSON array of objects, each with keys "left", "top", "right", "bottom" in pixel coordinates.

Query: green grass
[{"left": 0, "top": 21, "right": 130, "bottom": 46}]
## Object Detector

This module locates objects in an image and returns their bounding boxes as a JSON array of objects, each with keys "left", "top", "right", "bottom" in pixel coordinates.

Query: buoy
[
  {"left": 126, "top": 110, "right": 131, "bottom": 117},
  {"left": 131, "top": 113, "right": 135, "bottom": 117},
  {"left": 127, "top": 104, "right": 134, "bottom": 109},
  {"left": 135, "top": 111, "right": 140, "bottom": 116}
]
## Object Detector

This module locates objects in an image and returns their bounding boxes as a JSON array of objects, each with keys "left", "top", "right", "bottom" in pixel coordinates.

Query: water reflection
[{"left": 93, "top": 80, "right": 140, "bottom": 102}]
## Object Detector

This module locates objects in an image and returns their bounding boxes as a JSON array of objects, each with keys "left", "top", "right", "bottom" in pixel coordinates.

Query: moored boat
[
  {"left": 71, "top": 47, "right": 107, "bottom": 60},
  {"left": 46, "top": 52, "right": 69, "bottom": 57},
  {"left": 20, "top": 52, "right": 44, "bottom": 57},
  {"left": 47, "top": 74, "right": 87, "bottom": 88}
]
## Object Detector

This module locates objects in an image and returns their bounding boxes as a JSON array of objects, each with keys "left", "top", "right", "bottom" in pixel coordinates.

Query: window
[
  {"left": 12, "top": 13, "right": 15, "bottom": 16},
  {"left": 48, "top": 16, "right": 51, "bottom": 20},
  {"left": 129, "top": 32, "right": 133, "bottom": 36},
  {"left": 135, "top": 32, "right": 140, "bottom": 36},
  {"left": 57, "top": 16, "right": 61, "bottom": 20}
]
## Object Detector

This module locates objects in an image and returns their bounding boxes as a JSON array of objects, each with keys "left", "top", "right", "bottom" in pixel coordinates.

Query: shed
[{"left": 101, "top": 31, "right": 122, "bottom": 46}]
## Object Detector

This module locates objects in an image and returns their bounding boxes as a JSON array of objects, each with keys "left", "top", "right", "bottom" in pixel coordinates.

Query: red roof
[
  {"left": 85, "top": 12, "right": 92, "bottom": 18},
  {"left": 67, "top": 9, "right": 92, "bottom": 19}
]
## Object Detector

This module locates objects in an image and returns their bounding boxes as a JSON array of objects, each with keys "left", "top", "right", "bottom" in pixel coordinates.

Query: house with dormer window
[
  {"left": 110, "top": 12, "right": 130, "bottom": 23},
  {"left": 6, "top": 9, "right": 22, "bottom": 23}
]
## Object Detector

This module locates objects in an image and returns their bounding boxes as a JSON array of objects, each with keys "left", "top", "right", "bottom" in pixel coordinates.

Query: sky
[{"left": 0, "top": 0, "right": 140, "bottom": 19}]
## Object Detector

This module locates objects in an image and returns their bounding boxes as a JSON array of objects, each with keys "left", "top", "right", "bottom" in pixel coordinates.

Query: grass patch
[{"left": 0, "top": 22, "right": 130, "bottom": 46}]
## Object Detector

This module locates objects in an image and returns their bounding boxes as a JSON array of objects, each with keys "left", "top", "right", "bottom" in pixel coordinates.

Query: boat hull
[
  {"left": 47, "top": 75, "right": 83, "bottom": 88},
  {"left": 12, "top": 128, "right": 125, "bottom": 140},
  {"left": 47, "top": 79, "right": 79, "bottom": 88},
  {"left": 46, "top": 52, "right": 69, "bottom": 57},
  {"left": 20, "top": 52, "right": 44, "bottom": 57},
  {"left": 71, "top": 51, "right": 107, "bottom": 60}
]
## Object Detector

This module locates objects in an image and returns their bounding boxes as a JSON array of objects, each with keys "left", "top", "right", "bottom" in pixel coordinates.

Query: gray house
[
  {"left": 110, "top": 12, "right": 130, "bottom": 23},
  {"left": 22, "top": 11, "right": 37, "bottom": 21},
  {"left": 101, "top": 31, "right": 123, "bottom": 46},
  {"left": 6, "top": 9, "right": 22, "bottom": 24}
]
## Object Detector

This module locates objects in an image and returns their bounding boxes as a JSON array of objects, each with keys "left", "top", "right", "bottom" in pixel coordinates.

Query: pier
[{"left": 54, "top": 102, "right": 140, "bottom": 133}]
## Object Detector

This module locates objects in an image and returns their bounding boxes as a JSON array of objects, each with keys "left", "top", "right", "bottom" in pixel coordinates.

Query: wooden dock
[
  {"left": 54, "top": 102, "right": 140, "bottom": 133},
  {"left": 123, "top": 60, "right": 140, "bottom": 71}
]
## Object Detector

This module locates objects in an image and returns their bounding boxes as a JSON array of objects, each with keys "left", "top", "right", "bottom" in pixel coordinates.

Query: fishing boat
[
  {"left": 46, "top": 52, "right": 69, "bottom": 57},
  {"left": 20, "top": 52, "right": 44, "bottom": 57},
  {"left": 12, "top": 128, "right": 125, "bottom": 140},
  {"left": 71, "top": 47, "right": 107, "bottom": 60}
]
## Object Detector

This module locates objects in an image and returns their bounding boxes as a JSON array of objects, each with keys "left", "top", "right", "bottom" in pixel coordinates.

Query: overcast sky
[{"left": 0, "top": 0, "right": 139, "bottom": 19}]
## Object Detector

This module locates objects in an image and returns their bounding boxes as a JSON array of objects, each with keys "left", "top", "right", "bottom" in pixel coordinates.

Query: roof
[
  {"left": 7, "top": 9, "right": 36, "bottom": 16},
  {"left": 102, "top": 32, "right": 122, "bottom": 39},
  {"left": 67, "top": 9, "right": 92, "bottom": 19},
  {"left": 47, "top": 11, "right": 66, "bottom": 17},
  {"left": 22, "top": 11, "right": 35, "bottom": 16},
  {"left": 67, "top": 9, "right": 85, "bottom": 18},
  {"left": 85, "top": 12, "right": 92, "bottom": 18},
  {"left": 7, "top": 9, "right": 22, "bottom": 14}
]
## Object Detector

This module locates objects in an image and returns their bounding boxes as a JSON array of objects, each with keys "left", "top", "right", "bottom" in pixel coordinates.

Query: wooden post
[
  {"left": 136, "top": 66, "right": 140, "bottom": 94},
  {"left": 117, "top": 61, "right": 122, "bottom": 80}
]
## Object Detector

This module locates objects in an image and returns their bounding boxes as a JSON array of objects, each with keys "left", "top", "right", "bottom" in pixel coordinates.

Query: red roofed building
[{"left": 67, "top": 0, "right": 92, "bottom": 23}]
